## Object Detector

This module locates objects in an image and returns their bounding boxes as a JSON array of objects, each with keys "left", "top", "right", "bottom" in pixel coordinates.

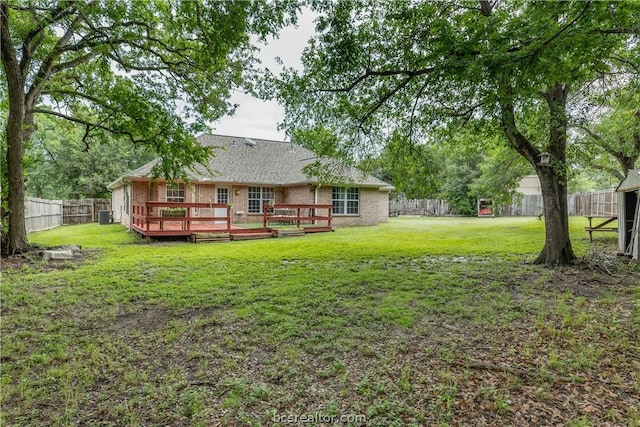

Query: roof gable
[{"left": 109, "top": 134, "right": 393, "bottom": 190}]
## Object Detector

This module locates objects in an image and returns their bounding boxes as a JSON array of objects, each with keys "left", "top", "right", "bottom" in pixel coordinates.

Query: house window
[
  {"left": 248, "top": 186, "right": 275, "bottom": 213},
  {"left": 332, "top": 187, "right": 359, "bottom": 215},
  {"left": 166, "top": 182, "right": 185, "bottom": 202},
  {"left": 148, "top": 182, "right": 155, "bottom": 201},
  {"left": 217, "top": 188, "right": 229, "bottom": 205}
]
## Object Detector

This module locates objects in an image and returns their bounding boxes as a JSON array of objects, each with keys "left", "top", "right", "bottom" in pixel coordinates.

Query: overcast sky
[{"left": 212, "top": 11, "right": 317, "bottom": 141}]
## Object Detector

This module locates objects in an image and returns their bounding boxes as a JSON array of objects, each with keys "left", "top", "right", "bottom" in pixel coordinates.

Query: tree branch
[
  {"left": 31, "top": 108, "right": 150, "bottom": 144},
  {"left": 589, "top": 162, "right": 625, "bottom": 181},
  {"left": 19, "top": 2, "right": 77, "bottom": 77},
  {"left": 579, "top": 125, "right": 602, "bottom": 142},
  {"left": 359, "top": 75, "right": 415, "bottom": 128},
  {"left": 320, "top": 67, "right": 435, "bottom": 94},
  {"left": 498, "top": 78, "right": 540, "bottom": 166},
  {"left": 25, "top": 11, "right": 84, "bottom": 110},
  {"left": 479, "top": 0, "right": 493, "bottom": 17},
  {"left": 41, "top": 88, "right": 108, "bottom": 106},
  {"left": 51, "top": 51, "right": 100, "bottom": 73},
  {"left": 409, "top": 81, "right": 430, "bottom": 145}
]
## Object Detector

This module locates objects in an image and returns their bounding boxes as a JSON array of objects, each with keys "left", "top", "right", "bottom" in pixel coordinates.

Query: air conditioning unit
[{"left": 98, "top": 210, "right": 113, "bottom": 225}]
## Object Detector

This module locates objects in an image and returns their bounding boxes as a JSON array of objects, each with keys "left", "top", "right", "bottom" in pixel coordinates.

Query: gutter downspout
[
  {"left": 128, "top": 183, "right": 132, "bottom": 232},
  {"left": 314, "top": 184, "right": 321, "bottom": 225},
  {"left": 314, "top": 183, "right": 320, "bottom": 204}
]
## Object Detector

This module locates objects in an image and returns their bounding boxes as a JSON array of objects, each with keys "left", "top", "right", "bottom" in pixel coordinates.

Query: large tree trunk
[
  {"left": 499, "top": 81, "right": 576, "bottom": 266},
  {"left": 4, "top": 118, "right": 29, "bottom": 255},
  {"left": 1, "top": 3, "right": 30, "bottom": 255},
  {"left": 534, "top": 84, "right": 576, "bottom": 266},
  {"left": 535, "top": 166, "right": 576, "bottom": 265}
]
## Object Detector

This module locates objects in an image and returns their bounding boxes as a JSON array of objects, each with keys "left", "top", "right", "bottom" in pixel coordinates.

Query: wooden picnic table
[{"left": 585, "top": 216, "right": 617, "bottom": 242}]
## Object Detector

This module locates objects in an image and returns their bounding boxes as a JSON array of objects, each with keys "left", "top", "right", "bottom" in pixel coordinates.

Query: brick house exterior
[{"left": 108, "top": 134, "right": 394, "bottom": 229}]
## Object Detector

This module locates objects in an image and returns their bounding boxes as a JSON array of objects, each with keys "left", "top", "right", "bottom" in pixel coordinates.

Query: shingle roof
[{"left": 108, "top": 134, "right": 393, "bottom": 190}]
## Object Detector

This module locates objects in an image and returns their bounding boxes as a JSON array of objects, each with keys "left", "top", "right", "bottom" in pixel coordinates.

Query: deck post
[{"left": 263, "top": 204, "right": 268, "bottom": 229}]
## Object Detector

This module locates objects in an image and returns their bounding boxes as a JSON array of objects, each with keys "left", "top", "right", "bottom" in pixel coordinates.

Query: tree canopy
[
  {"left": 571, "top": 81, "right": 640, "bottom": 182},
  {"left": 275, "top": 0, "right": 639, "bottom": 265},
  {"left": 23, "top": 116, "right": 156, "bottom": 200},
  {"left": 1, "top": 0, "right": 297, "bottom": 254}
]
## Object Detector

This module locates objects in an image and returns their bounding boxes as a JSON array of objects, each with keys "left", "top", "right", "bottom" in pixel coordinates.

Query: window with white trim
[
  {"left": 216, "top": 187, "right": 229, "bottom": 204},
  {"left": 332, "top": 187, "right": 359, "bottom": 215},
  {"left": 166, "top": 183, "right": 185, "bottom": 202},
  {"left": 248, "top": 186, "right": 275, "bottom": 213}
]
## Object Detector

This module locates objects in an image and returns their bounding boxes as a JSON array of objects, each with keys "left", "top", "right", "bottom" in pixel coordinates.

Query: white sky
[{"left": 212, "top": 11, "right": 317, "bottom": 141}]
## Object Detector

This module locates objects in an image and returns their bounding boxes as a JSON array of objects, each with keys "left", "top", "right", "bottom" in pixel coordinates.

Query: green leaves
[
  {"left": 25, "top": 115, "right": 156, "bottom": 199},
  {"left": 2, "top": 0, "right": 298, "bottom": 252},
  {"left": 3, "top": 0, "right": 297, "bottom": 180}
]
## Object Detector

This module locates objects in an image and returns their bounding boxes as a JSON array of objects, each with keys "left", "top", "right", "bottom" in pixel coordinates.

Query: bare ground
[{"left": 2, "top": 251, "right": 639, "bottom": 426}]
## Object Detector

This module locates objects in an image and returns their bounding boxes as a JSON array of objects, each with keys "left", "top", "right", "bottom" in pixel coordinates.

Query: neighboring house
[
  {"left": 516, "top": 175, "right": 542, "bottom": 195},
  {"left": 107, "top": 134, "right": 394, "bottom": 232}
]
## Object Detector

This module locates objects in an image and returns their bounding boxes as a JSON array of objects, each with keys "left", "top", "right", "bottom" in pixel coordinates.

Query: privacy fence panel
[
  {"left": 24, "top": 198, "right": 112, "bottom": 232},
  {"left": 62, "top": 199, "right": 112, "bottom": 225},
  {"left": 25, "top": 197, "right": 63, "bottom": 232},
  {"left": 389, "top": 199, "right": 451, "bottom": 216},
  {"left": 571, "top": 189, "right": 617, "bottom": 217},
  {"left": 498, "top": 194, "right": 544, "bottom": 216},
  {"left": 390, "top": 189, "right": 618, "bottom": 217}
]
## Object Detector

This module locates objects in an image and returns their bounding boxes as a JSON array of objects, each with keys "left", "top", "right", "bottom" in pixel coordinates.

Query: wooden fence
[
  {"left": 62, "top": 199, "right": 111, "bottom": 225},
  {"left": 25, "top": 197, "right": 63, "bottom": 233},
  {"left": 389, "top": 199, "right": 452, "bottom": 216},
  {"left": 391, "top": 189, "right": 618, "bottom": 217},
  {"left": 570, "top": 190, "right": 618, "bottom": 217},
  {"left": 24, "top": 197, "right": 112, "bottom": 232}
]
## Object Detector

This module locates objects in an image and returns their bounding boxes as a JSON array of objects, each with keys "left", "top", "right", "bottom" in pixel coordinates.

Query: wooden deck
[
  {"left": 131, "top": 201, "right": 333, "bottom": 242},
  {"left": 262, "top": 203, "right": 333, "bottom": 229},
  {"left": 132, "top": 221, "right": 247, "bottom": 237},
  {"left": 131, "top": 201, "right": 237, "bottom": 239}
]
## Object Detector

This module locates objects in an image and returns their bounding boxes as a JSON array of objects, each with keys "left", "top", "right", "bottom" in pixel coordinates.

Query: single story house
[
  {"left": 617, "top": 169, "right": 640, "bottom": 260},
  {"left": 107, "top": 134, "right": 394, "bottom": 235}
]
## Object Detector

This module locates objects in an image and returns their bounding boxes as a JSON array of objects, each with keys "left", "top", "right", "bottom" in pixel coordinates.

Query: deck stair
[
  {"left": 303, "top": 226, "right": 334, "bottom": 233},
  {"left": 190, "top": 232, "right": 231, "bottom": 243},
  {"left": 272, "top": 228, "right": 305, "bottom": 238},
  {"left": 230, "top": 229, "right": 273, "bottom": 241}
]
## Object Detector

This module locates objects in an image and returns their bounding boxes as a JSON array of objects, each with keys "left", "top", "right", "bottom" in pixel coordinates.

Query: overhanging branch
[
  {"left": 32, "top": 108, "right": 151, "bottom": 144},
  {"left": 320, "top": 67, "right": 435, "bottom": 94}
]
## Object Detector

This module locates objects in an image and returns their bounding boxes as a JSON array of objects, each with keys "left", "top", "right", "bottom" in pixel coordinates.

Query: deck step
[
  {"left": 303, "top": 226, "right": 334, "bottom": 233},
  {"left": 273, "top": 228, "right": 305, "bottom": 238},
  {"left": 231, "top": 232, "right": 273, "bottom": 241},
  {"left": 191, "top": 232, "right": 231, "bottom": 243}
]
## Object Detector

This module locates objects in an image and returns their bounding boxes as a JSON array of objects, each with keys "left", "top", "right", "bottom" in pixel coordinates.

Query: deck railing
[
  {"left": 131, "top": 201, "right": 231, "bottom": 235},
  {"left": 263, "top": 203, "right": 332, "bottom": 229}
]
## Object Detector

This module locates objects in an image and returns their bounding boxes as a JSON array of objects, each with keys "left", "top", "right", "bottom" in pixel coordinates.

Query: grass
[{"left": 2, "top": 216, "right": 639, "bottom": 426}]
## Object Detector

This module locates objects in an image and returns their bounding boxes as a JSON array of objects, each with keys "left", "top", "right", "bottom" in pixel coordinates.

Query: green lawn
[{"left": 2, "top": 217, "right": 638, "bottom": 426}]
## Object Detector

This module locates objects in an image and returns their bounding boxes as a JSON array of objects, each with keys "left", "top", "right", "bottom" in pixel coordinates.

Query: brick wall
[
  {"left": 115, "top": 180, "right": 390, "bottom": 228},
  {"left": 320, "top": 187, "right": 390, "bottom": 227}
]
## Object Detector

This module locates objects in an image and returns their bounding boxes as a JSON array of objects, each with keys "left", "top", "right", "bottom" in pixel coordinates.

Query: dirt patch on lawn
[
  {"left": 98, "top": 305, "right": 217, "bottom": 334},
  {"left": 545, "top": 255, "right": 639, "bottom": 296},
  {"left": 1, "top": 247, "right": 96, "bottom": 273}
]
